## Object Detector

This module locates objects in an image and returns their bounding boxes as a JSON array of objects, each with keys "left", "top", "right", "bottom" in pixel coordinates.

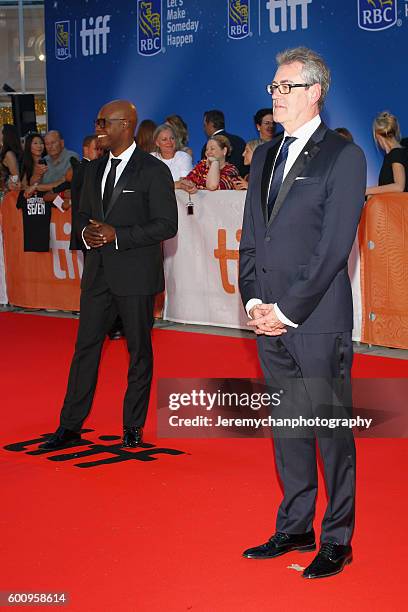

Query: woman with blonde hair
[
  {"left": 366, "top": 111, "right": 408, "bottom": 195},
  {"left": 151, "top": 123, "right": 192, "bottom": 185},
  {"left": 234, "top": 139, "right": 260, "bottom": 190},
  {"left": 165, "top": 114, "right": 192, "bottom": 157}
]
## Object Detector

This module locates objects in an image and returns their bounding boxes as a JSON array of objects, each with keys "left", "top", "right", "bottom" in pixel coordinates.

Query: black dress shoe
[
  {"left": 302, "top": 543, "right": 352, "bottom": 579},
  {"left": 39, "top": 426, "right": 81, "bottom": 450},
  {"left": 243, "top": 530, "right": 316, "bottom": 559},
  {"left": 122, "top": 426, "right": 143, "bottom": 448},
  {"left": 108, "top": 316, "right": 124, "bottom": 340},
  {"left": 108, "top": 329, "right": 124, "bottom": 340}
]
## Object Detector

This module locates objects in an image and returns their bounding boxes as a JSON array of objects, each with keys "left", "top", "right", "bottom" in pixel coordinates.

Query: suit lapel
[
  {"left": 104, "top": 149, "right": 142, "bottom": 219},
  {"left": 261, "top": 136, "right": 283, "bottom": 224},
  {"left": 267, "top": 123, "right": 327, "bottom": 227}
]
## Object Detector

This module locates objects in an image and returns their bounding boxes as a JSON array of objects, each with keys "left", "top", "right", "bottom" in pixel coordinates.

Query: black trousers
[
  {"left": 257, "top": 331, "right": 356, "bottom": 546},
  {"left": 60, "top": 265, "right": 154, "bottom": 431}
]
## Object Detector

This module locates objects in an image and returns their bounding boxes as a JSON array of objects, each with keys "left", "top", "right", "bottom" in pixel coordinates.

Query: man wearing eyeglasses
[
  {"left": 40, "top": 99, "right": 177, "bottom": 451},
  {"left": 239, "top": 48, "right": 366, "bottom": 579}
]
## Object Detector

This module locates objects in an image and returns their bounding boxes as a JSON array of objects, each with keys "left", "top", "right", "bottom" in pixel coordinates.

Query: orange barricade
[
  {"left": 359, "top": 193, "right": 408, "bottom": 349},
  {"left": 2, "top": 191, "right": 81, "bottom": 310},
  {"left": 1, "top": 191, "right": 164, "bottom": 316}
]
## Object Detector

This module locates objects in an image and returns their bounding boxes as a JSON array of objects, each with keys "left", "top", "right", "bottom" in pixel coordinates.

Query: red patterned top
[{"left": 186, "top": 160, "right": 239, "bottom": 190}]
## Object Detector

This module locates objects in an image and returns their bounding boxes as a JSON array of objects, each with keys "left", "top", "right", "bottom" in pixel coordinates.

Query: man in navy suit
[
  {"left": 40, "top": 100, "right": 177, "bottom": 451},
  {"left": 239, "top": 48, "right": 366, "bottom": 578}
]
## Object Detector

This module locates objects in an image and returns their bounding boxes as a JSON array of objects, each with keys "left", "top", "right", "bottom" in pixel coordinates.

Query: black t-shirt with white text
[{"left": 17, "top": 193, "right": 51, "bottom": 252}]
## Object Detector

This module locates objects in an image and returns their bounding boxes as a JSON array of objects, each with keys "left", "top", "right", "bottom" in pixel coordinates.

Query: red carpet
[{"left": 1, "top": 313, "right": 407, "bottom": 611}]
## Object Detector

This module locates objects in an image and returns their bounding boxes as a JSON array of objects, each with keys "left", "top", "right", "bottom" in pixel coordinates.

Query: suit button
[
  {"left": 265, "top": 236, "right": 271, "bottom": 242},
  {"left": 262, "top": 267, "right": 267, "bottom": 273}
]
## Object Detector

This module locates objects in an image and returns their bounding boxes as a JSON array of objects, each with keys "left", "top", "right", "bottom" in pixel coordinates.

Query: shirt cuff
[
  {"left": 245, "top": 298, "right": 262, "bottom": 318},
  {"left": 115, "top": 235, "right": 118, "bottom": 249},
  {"left": 81, "top": 227, "right": 91, "bottom": 250},
  {"left": 274, "top": 303, "right": 298, "bottom": 328}
]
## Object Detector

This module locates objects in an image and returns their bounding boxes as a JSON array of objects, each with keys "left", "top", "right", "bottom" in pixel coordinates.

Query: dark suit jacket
[
  {"left": 70, "top": 157, "right": 89, "bottom": 250},
  {"left": 201, "top": 130, "right": 247, "bottom": 177},
  {"left": 239, "top": 122, "right": 367, "bottom": 333},
  {"left": 78, "top": 147, "right": 178, "bottom": 296}
]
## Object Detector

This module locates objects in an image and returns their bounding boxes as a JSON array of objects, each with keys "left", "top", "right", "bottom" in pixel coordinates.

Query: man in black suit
[
  {"left": 201, "top": 109, "right": 246, "bottom": 176},
  {"left": 40, "top": 100, "right": 177, "bottom": 450},
  {"left": 239, "top": 48, "right": 366, "bottom": 578}
]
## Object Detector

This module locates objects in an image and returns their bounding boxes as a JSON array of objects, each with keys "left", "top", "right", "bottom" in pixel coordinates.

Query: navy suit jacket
[
  {"left": 239, "top": 122, "right": 367, "bottom": 333},
  {"left": 78, "top": 147, "right": 178, "bottom": 296}
]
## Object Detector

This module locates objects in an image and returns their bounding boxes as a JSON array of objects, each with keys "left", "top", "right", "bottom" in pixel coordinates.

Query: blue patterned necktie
[{"left": 267, "top": 136, "right": 297, "bottom": 219}]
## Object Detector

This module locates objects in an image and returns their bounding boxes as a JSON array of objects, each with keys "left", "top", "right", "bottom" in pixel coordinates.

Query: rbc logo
[
  {"left": 228, "top": 0, "right": 251, "bottom": 40},
  {"left": 358, "top": 0, "right": 398, "bottom": 31},
  {"left": 55, "top": 21, "right": 70, "bottom": 61},
  {"left": 138, "top": 0, "right": 162, "bottom": 57}
]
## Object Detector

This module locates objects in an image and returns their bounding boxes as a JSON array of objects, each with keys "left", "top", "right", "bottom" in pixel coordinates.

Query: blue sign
[
  {"left": 137, "top": 0, "right": 162, "bottom": 56},
  {"left": 44, "top": 0, "right": 408, "bottom": 185},
  {"left": 228, "top": 0, "right": 250, "bottom": 39}
]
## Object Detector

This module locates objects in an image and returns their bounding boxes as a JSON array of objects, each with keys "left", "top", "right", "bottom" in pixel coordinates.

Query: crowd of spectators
[{"left": 0, "top": 106, "right": 407, "bottom": 238}]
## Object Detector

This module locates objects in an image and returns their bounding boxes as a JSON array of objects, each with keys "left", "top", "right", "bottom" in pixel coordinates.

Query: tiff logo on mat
[{"left": 4, "top": 430, "right": 185, "bottom": 468}]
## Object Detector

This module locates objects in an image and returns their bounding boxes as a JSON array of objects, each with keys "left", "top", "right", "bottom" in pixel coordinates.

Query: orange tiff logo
[{"left": 214, "top": 228, "right": 242, "bottom": 294}]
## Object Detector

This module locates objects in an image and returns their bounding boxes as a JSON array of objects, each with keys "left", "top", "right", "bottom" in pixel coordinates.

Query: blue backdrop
[{"left": 45, "top": 0, "right": 408, "bottom": 184}]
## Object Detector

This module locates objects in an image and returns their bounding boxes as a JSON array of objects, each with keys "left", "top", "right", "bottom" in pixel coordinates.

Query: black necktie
[
  {"left": 103, "top": 158, "right": 122, "bottom": 214},
  {"left": 267, "top": 136, "right": 297, "bottom": 219}
]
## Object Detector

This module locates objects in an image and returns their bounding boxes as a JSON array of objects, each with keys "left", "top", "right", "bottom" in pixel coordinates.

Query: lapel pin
[{"left": 304, "top": 151, "right": 309, "bottom": 155}]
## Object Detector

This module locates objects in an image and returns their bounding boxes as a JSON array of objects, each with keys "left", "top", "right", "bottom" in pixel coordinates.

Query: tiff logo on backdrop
[
  {"left": 266, "top": 0, "right": 312, "bottom": 33},
  {"left": 80, "top": 15, "right": 111, "bottom": 56}
]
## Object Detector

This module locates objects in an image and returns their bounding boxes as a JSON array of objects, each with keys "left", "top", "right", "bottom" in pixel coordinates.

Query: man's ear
[{"left": 310, "top": 83, "right": 321, "bottom": 106}]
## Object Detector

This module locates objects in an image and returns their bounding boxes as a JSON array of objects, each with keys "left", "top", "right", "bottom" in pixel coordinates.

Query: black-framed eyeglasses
[
  {"left": 266, "top": 83, "right": 311, "bottom": 95},
  {"left": 94, "top": 118, "right": 127, "bottom": 129}
]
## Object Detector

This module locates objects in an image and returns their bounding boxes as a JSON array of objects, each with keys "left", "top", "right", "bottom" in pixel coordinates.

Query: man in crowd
[
  {"left": 43, "top": 129, "right": 80, "bottom": 183},
  {"left": 40, "top": 100, "right": 177, "bottom": 451},
  {"left": 239, "top": 47, "right": 366, "bottom": 579},
  {"left": 201, "top": 110, "right": 246, "bottom": 176}
]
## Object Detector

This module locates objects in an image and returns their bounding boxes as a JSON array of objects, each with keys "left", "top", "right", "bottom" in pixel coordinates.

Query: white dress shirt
[
  {"left": 246, "top": 115, "right": 322, "bottom": 327},
  {"left": 150, "top": 150, "right": 192, "bottom": 181},
  {"left": 82, "top": 141, "right": 137, "bottom": 249}
]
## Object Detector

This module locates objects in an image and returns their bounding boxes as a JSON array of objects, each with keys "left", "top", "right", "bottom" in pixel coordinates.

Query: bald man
[
  {"left": 41, "top": 100, "right": 178, "bottom": 450},
  {"left": 43, "top": 130, "right": 80, "bottom": 183}
]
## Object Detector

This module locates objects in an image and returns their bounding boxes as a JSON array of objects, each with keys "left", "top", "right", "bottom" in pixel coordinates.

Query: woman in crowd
[
  {"left": 22, "top": 133, "right": 68, "bottom": 197},
  {"left": 234, "top": 140, "right": 260, "bottom": 190},
  {"left": 165, "top": 114, "right": 193, "bottom": 157},
  {"left": 0, "top": 124, "right": 23, "bottom": 190},
  {"left": 19, "top": 133, "right": 48, "bottom": 187},
  {"left": 254, "top": 108, "right": 275, "bottom": 144},
  {"left": 135, "top": 119, "right": 157, "bottom": 153},
  {"left": 178, "top": 134, "right": 239, "bottom": 192},
  {"left": 366, "top": 111, "right": 408, "bottom": 195},
  {"left": 151, "top": 124, "right": 192, "bottom": 184}
]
